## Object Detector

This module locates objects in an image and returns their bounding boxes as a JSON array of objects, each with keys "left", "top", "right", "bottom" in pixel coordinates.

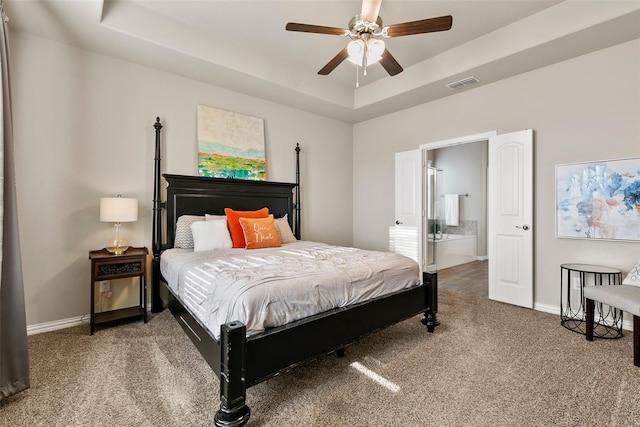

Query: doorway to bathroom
[{"left": 425, "top": 140, "right": 488, "bottom": 298}]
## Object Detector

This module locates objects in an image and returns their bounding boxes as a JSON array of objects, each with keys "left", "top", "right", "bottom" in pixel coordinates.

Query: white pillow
[
  {"left": 205, "top": 214, "right": 227, "bottom": 221},
  {"left": 622, "top": 259, "right": 640, "bottom": 287},
  {"left": 175, "top": 215, "right": 205, "bottom": 248},
  {"left": 191, "top": 219, "right": 233, "bottom": 251},
  {"left": 274, "top": 214, "right": 297, "bottom": 244}
]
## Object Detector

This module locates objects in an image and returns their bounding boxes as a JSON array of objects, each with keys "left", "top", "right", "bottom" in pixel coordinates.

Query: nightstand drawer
[{"left": 94, "top": 259, "right": 144, "bottom": 279}]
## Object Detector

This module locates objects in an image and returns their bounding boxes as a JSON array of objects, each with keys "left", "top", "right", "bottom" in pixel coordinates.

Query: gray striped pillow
[{"left": 174, "top": 215, "right": 205, "bottom": 248}]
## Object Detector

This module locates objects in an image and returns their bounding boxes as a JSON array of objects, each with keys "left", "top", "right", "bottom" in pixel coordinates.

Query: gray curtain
[{"left": 0, "top": 1, "right": 29, "bottom": 399}]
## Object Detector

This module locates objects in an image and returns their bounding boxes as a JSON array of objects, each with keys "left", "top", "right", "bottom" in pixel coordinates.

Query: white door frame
[{"left": 419, "top": 131, "right": 497, "bottom": 151}]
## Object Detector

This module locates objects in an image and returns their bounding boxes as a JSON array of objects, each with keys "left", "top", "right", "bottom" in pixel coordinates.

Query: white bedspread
[{"left": 160, "top": 241, "right": 420, "bottom": 338}]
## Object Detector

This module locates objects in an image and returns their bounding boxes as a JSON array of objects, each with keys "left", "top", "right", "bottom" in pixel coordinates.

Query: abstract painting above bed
[{"left": 197, "top": 104, "right": 266, "bottom": 180}]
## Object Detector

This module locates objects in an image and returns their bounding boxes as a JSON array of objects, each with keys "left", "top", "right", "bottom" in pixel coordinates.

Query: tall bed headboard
[
  {"left": 162, "top": 174, "right": 297, "bottom": 249},
  {"left": 151, "top": 117, "right": 301, "bottom": 312}
]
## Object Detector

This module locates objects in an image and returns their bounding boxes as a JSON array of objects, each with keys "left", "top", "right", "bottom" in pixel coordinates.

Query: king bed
[{"left": 150, "top": 118, "right": 439, "bottom": 426}]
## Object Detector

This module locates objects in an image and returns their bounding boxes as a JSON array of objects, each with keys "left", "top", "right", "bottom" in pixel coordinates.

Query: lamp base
[
  {"left": 106, "top": 223, "right": 129, "bottom": 255},
  {"left": 106, "top": 245, "right": 129, "bottom": 256}
]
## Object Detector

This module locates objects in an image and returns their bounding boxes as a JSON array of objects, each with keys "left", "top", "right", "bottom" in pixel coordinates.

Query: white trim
[
  {"left": 27, "top": 304, "right": 152, "bottom": 335},
  {"left": 420, "top": 130, "right": 497, "bottom": 150},
  {"left": 534, "top": 302, "right": 634, "bottom": 332},
  {"left": 533, "top": 302, "right": 558, "bottom": 316},
  {"left": 27, "top": 315, "right": 88, "bottom": 335}
]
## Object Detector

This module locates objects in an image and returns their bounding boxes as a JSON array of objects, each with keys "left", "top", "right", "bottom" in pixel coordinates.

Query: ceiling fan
[{"left": 285, "top": 0, "right": 453, "bottom": 78}]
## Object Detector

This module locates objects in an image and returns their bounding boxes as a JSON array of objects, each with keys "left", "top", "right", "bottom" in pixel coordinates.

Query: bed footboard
[
  {"left": 214, "top": 278, "right": 438, "bottom": 426},
  {"left": 168, "top": 270, "right": 437, "bottom": 427}
]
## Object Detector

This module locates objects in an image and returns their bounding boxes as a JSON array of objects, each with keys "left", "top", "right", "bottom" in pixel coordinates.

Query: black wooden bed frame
[{"left": 150, "top": 118, "right": 439, "bottom": 426}]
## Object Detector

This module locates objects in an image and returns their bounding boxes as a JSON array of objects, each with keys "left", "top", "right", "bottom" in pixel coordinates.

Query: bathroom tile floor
[{"left": 437, "top": 260, "right": 488, "bottom": 297}]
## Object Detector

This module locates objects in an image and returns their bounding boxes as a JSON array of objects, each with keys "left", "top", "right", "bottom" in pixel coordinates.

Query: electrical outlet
[
  {"left": 572, "top": 277, "right": 582, "bottom": 290},
  {"left": 99, "top": 280, "right": 110, "bottom": 292}
]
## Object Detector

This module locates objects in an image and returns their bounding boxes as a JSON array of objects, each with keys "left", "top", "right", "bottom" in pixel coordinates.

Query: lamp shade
[
  {"left": 367, "top": 39, "right": 385, "bottom": 64},
  {"left": 100, "top": 197, "right": 138, "bottom": 223},
  {"left": 347, "top": 39, "right": 365, "bottom": 65},
  {"left": 346, "top": 38, "right": 385, "bottom": 66}
]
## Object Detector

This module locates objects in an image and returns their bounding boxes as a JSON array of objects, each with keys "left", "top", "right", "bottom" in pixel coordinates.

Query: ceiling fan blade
[
  {"left": 379, "top": 49, "right": 403, "bottom": 76},
  {"left": 318, "top": 48, "right": 349, "bottom": 75},
  {"left": 286, "top": 22, "right": 348, "bottom": 36},
  {"left": 361, "top": 0, "right": 382, "bottom": 23},
  {"left": 386, "top": 15, "right": 453, "bottom": 37}
]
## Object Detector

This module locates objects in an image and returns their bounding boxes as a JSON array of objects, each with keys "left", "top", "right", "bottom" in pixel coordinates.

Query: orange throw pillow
[
  {"left": 238, "top": 216, "right": 281, "bottom": 249},
  {"left": 224, "top": 207, "right": 269, "bottom": 248}
]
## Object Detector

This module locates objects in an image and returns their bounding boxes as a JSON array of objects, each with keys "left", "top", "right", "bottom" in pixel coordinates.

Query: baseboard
[
  {"left": 533, "top": 302, "right": 633, "bottom": 332},
  {"left": 27, "top": 315, "right": 88, "bottom": 336},
  {"left": 27, "top": 304, "right": 153, "bottom": 336},
  {"left": 533, "top": 302, "right": 558, "bottom": 316}
]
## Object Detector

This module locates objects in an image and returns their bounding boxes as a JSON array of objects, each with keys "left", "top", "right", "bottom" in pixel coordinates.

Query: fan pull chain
[
  {"left": 355, "top": 65, "right": 360, "bottom": 88},
  {"left": 363, "top": 41, "right": 369, "bottom": 76}
]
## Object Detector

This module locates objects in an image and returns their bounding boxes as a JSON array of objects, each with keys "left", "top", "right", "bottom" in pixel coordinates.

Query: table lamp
[{"left": 100, "top": 195, "right": 138, "bottom": 255}]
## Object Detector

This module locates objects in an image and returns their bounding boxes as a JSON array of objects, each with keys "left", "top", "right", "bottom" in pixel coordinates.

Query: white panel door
[
  {"left": 392, "top": 149, "right": 423, "bottom": 269},
  {"left": 488, "top": 130, "right": 534, "bottom": 308}
]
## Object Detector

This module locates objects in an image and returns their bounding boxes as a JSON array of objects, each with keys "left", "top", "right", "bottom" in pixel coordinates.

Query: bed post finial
[
  {"left": 294, "top": 143, "right": 301, "bottom": 240},
  {"left": 151, "top": 117, "right": 163, "bottom": 313}
]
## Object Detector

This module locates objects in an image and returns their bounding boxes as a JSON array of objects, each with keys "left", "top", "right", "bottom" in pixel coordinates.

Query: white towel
[{"left": 444, "top": 194, "right": 459, "bottom": 226}]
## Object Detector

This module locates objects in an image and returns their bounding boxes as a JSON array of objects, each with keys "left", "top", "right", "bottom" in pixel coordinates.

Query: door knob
[
  {"left": 395, "top": 220, "right": 403, "bottom": 225},
  {"left": 516, "top": 225, "right": 530, "bottom": 231}
]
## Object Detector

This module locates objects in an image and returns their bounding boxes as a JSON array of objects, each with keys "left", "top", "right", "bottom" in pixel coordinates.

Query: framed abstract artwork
[
  {"left": 556, "top": 157, "right": 640, "bottom": 241},
  {"left": 197, "top": 105, "right": 266, "bottom": 180}
]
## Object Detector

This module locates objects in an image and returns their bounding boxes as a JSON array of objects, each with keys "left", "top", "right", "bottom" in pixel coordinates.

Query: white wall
[
  {"left": 432, "top": 143, "right": 484, "bottom": 224},
  {"left": 11, "top": 30, "right": 353, "bottom": 328},
  {"left": 353, "top": 39, "right": 640, "bottom": 310}
]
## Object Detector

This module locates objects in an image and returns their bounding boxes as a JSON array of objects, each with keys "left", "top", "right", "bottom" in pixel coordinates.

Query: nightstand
[{"left": 89, "top": 246, "right": 148, "bottom": 335}]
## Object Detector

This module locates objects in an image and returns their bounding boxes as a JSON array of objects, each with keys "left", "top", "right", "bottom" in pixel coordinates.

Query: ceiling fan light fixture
[
  {"left": 347, "top": 38, "right": 385, "bottom": 66},
  {"left": 367, "top": 39, "right": 385, "bottom": 64},
  {"left": 347, "top": 39, "right": 365, "bottom": 65}
]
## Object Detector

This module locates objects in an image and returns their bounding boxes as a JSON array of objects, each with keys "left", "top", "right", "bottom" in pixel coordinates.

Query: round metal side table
[{"left": 560, "top": 263, "right": 623, "bottom": 339}]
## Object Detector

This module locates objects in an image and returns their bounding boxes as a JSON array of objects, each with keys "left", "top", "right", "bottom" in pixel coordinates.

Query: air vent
[{"left": 446, "top": 76, "right": 480, "bottom": 90}]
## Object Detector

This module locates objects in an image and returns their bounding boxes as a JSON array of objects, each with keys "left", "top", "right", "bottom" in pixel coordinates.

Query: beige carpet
[{"left": 2, "top": 290, "right": 639, "bottom": 427}]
